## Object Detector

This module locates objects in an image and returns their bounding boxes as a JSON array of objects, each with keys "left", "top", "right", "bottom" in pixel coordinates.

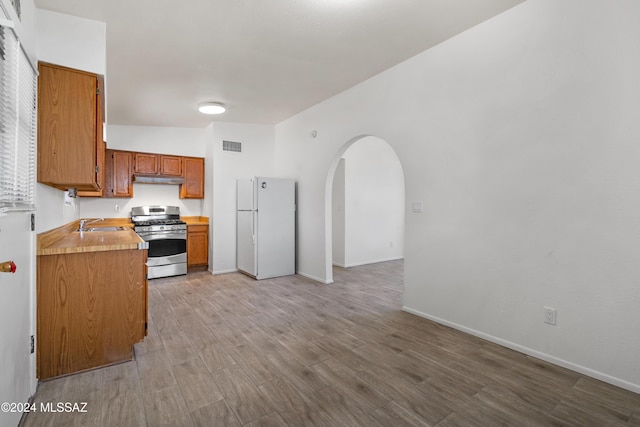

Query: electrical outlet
[{"left": 544, "top": 307, "right": 557, "bottom": 325}]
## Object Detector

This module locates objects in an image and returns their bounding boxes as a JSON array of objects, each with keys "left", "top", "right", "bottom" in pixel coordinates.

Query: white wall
[
  {"left": 332, "top": 137, "right": 405, "bottom": 268},
  {"left": 79, "top": 184, "right": 203, "bottom": 219},
  {"left": 211, "top": 122, "right": 276, "bottom": 274},
  {"left": 340, "top": 137, "right": 404, "bottom": 267},
  {"left": 35, "top": 9, "right": 106, "bottom": 233},
  {"left": 275, "top": 0, "right": 640, "bottom": 392},
  {"left": 36, "top": 9, "right": 105, "bottom": 75},
  {"left": 79, "top": 125, "right": 207, "bottom": 219},
  {"left": 105, "top": 125, "right": 206, "bottom": 157},
  {"left": 203, "top": 123, "right": 215, "bottom": 269},
  {"left": 331, "top": 159, "right": 345, "bottom": 266}
]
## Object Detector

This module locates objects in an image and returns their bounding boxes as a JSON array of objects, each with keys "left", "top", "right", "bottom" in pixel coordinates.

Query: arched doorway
[{"left": 324, "top": 135, "right": 405, "bottom": 283}]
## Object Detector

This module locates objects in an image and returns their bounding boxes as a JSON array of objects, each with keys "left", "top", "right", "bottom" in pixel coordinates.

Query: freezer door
[
  {"left": 256, "top": 178, "right": 295, "bottom": 279},
  {"left": 237, "top": 210, "right": 257, "bottom": 276},
  {"left": 237, "top": 178, "right": 256, "bottom": 211}
]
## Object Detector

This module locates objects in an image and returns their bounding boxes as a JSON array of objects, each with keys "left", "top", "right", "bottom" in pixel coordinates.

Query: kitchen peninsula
[{"left": 36, "top": 220, "right": 148, "bottom": 379}]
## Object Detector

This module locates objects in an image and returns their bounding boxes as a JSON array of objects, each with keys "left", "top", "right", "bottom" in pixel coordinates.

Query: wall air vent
[{"left": 223, "top": 140, "right": 242, "bottom": 152}]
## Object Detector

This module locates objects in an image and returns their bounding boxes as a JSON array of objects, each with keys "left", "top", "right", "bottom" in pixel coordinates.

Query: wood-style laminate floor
[{"left": 21, "top": 260, "right": 640, "bottom": 426}]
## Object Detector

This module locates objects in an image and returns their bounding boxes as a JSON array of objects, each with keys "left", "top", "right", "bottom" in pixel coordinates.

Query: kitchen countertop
[
  {"left": 38, "top": 216, "right": 209, "bottom": 255},
  {"left": 182, "top": 216, "right": 209, "bottom": 226},
  {"left": 37, "top": 219, "right": 144, "bottom": 256}
]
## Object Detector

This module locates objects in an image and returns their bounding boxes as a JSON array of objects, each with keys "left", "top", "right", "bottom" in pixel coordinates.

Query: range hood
[{"left": 133, "top": 175, "right": 184, "bottom": 185}]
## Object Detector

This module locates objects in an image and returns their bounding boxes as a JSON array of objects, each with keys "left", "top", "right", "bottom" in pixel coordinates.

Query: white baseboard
[
  {"left": 297, "top": 271, "right": 333, "bottom": 284},
  {"left": 335, "top": 257, "right": 405, "bottom": 269},
  {"left": 402, "top": 306, "right": 640, "bottom": 395},
  {"left": 211, "top": 268, "right": 237, "bottom": 275}
]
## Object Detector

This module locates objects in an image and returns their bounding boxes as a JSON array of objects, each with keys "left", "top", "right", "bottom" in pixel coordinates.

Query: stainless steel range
[{"left": 132, "top": 206, "right": 187, "bottom": 279}]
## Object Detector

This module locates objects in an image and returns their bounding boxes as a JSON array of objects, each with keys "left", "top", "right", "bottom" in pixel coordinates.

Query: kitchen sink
[{"left": 77, "top": 226, "right": 128, "bottom": 232}]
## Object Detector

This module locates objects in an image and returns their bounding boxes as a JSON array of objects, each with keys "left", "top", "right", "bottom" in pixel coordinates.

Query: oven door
[{"left": 137, "top": 230, "right": 187, "bottom": 267}]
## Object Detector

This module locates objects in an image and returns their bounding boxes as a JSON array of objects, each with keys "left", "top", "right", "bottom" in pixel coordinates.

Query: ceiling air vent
[{"left": 223, "top": 140, "right": 242, "bottom": 152}]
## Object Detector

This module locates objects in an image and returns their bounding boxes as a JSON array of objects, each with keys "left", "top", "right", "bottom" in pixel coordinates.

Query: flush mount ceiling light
[{"left": 198, "top": 102, "right": 226, "bottom": 115}]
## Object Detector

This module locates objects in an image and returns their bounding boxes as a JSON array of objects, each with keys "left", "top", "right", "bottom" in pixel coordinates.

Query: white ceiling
[{"left": 33, "top": 0, "right": 524, "bottom": 128}]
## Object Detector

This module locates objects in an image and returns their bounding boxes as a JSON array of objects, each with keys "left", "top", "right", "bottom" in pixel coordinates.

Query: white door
[
  {"left": 236, "top": 210, "right": 257, "bottom": 276},
  {"left": 0, "top": 212, "right": 36, "bottom": 427}
]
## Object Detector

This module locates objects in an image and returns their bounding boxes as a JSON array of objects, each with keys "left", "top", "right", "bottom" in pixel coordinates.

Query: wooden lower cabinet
[
  {"left": 37, "top": 249, "right": 147, "bottom": 379},
  {"left": 187, "top": 224, "right": 209, "bottom": 271}
]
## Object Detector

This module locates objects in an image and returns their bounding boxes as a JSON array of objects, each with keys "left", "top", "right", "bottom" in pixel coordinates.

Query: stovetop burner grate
[{"left": 133, "top": 219, "right": 186, "bottom": 226}]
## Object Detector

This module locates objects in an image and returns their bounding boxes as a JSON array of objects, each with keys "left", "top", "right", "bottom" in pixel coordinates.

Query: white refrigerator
[{"left": 237, "top": 177, "right": 295, "bottom": 279}]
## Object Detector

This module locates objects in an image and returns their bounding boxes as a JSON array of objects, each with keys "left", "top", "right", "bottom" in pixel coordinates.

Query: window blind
[{"left": 0, "top": 20, "right": 36, "bottom": 214}]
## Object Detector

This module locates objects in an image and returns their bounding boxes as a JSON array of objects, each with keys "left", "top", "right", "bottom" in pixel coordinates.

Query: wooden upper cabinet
[
  {"left": 78, "top": 81, "right": 106, "bottom": 197},
  {"left": 160, "top": 155, "right": 182, "bottom": 176},
  {"left": 180, "top": 157, "right": 205, "bottom": 199},
  {"left": 133, "top": 153, "right": 182, "bottom": 177},
  {"left": 38, "top": 62, "right": 105, "bottom": 192},
  {"left": 104, "top": 150, "right": 133, "bottom": 198},
  {"left": 133, "top": 152, "right": 158, "bottom": 175},
  {"left": 72, "top": 143, "right": 205, "bottom": 199},
  {"left": 113, "top": 151, "right": 133, "bottom": 197}
]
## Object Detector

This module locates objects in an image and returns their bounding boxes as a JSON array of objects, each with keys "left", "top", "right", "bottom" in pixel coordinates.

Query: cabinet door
[
  {"left": 187, "top": 225, "right": 209, "bottom": 267},
  {"left": 133, "top": 153, "right": 158, "bottom": 174},
  {"left": 103, "top": 150, "right": 133, "bottom": 198},
  {"left": 103, "top": 149, "right": 115, "bottom": 197},
  {"left": 113, "top": 151, "right": 133, "bottom": 197},
  {"left": 37, "top": 249, "right": 146, "bottom": 379},
  {"left": 93, "top": 79, "right": 106, "bottom": 192},
  {"left": 180, "top": 157, "right": 205, "bottom": 199},
  {"left": 38, "top": 63, "right": 102, "bottom": 191},
  {"left": 77, "top": 82, "right": 105, "bottom": 197},
  {"left": 160, "top": 155, "right": 182, "bottom": 176}
]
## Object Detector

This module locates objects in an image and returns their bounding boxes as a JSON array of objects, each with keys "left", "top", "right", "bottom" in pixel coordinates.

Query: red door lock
[{"left": 0, "top": 261, "right": 17, "bottom": 273}]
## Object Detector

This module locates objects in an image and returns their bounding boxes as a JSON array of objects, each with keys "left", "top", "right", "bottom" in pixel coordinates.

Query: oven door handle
[{"left": 137, "top": 231, "right": 187, "bottom": 241}]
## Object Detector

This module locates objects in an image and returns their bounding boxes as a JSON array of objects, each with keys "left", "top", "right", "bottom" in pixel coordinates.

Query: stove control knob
[{"left": 160, "top": 226, "right": 165, "bottom": 230}]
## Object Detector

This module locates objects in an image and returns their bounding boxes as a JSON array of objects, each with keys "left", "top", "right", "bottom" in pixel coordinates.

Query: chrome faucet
[{"left": 78, "top": 217, "right": 104, "bottom": 231}]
